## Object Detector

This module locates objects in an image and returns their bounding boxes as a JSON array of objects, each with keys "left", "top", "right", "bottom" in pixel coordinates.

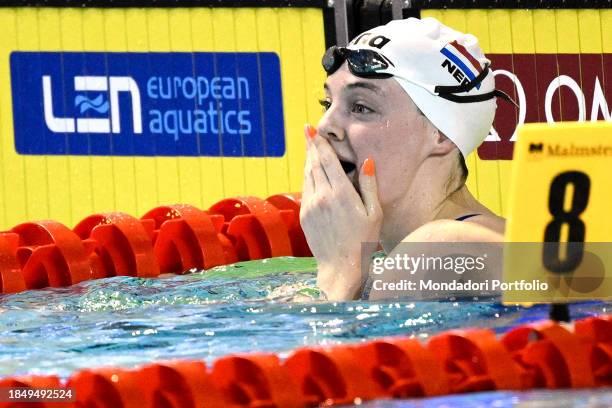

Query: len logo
[{"left": 43, "top": 75, "right": 142, "bottom": 134}]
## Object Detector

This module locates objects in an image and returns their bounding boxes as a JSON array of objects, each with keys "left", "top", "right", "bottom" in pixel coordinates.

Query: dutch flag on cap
[{"left": 440, "top": 40, "right": 483, "bottom": 89}]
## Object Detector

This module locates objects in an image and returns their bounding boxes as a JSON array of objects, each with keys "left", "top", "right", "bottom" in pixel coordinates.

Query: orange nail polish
[
  {"left": 306, "top": 124, "right": 317, "bottom": 139},
  {"left": 363, "top": 157, "right": 375, "bottom": 176}
]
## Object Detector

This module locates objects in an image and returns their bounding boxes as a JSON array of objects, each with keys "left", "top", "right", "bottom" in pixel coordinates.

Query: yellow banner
[{"left": 503, "top": 122, "right": 612, "bottom": 302}]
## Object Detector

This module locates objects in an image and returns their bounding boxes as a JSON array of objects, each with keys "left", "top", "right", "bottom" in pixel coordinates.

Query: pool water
[{"left": 0, "top": 256, "right": 610, "bottom": 406}]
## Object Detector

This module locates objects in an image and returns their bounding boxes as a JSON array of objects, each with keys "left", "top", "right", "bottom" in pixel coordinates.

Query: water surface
[{"left": 0, "top": 257, "right": 609, "bottom": 406}]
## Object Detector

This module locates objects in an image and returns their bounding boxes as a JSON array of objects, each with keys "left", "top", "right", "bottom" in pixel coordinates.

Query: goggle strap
[
  {"left": 434, "top": 64, "right": 490, "bottom": 95},
  {"left": 437, "top": 88, "right": 518, "bottom": 106},
  {"left": 493, "top": 89, "right": 519, "bottom": 108}
]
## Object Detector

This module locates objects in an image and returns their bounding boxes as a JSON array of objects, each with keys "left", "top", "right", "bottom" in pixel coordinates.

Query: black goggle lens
[
  {"left": 322, "top": 46, "right": 390, "bottom": 77},
  {"left": 322, "top": 46, "right": 343, "bottom": 74}
]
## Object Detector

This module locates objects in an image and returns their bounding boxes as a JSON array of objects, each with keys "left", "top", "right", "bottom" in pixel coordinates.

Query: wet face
[{"left": 317, "top": 62, "right": 436, "bottom": 205}]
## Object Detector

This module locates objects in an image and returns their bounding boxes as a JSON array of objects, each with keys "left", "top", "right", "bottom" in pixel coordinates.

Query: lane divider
[
  {"left": 211, "top": 354, "right": 299, "bottom": 408},
  {"left": 0, "top": 193, "right": 310, "bottom": 294},
  {"left": 575, "top": 315, "right": 612, "bottom": 386},
  {"left": 428, "top": 328, "right": 523, "bottom": 393},
  {"left": 13, "top": 221, "right": 91, "bottom": 288},
  {"left": 0, "top": 316, "right": 609, "bottom": 407},
  {"left": 141, "top": 205, "right": 230, "bottom": 274},
  {"left": 284, "top": 345, "right": 380, "bottom": 405},
  {"left": 209, "top": 196, "right": 293, "bottom": 261},
  {"left": 74, "top": 213, "right": 160, "bottom": 279},
  {"left": 355, "top": 337, "right": 449, "bottom": 398},
  {"left": 502, "top": 321, "right": 595, "bottom": 389}
]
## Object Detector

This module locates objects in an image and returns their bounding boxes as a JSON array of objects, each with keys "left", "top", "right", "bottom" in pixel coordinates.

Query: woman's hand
[{"left": 299, "top": 125, "right": 383, "bottom": 300}]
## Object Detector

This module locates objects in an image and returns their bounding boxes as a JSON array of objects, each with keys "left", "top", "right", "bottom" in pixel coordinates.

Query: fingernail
[
  {"left": 305, "top": 124, "right": 317, "bottom": 139},
  {"left": 363, "top": 156, "right": 375, "bottom": 176}
]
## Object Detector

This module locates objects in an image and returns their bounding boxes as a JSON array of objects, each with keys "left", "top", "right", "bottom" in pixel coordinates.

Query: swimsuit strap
[{"left": 455, "top": 213, "right": 481, "bottom": 221}]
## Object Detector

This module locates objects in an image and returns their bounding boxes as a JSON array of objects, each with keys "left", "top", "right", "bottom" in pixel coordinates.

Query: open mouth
[{"left": 339, "top": 159, "right": 356, "bottom": 175}]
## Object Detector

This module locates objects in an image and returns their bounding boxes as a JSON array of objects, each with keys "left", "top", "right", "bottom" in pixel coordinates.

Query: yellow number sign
[{"left": 503, "top": 121, "right": 612, "bottom": 303}]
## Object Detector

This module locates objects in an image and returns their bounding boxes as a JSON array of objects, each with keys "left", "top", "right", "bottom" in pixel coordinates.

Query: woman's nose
[{"left": 317, "top": 111, "right": 345, "bottom": 142}]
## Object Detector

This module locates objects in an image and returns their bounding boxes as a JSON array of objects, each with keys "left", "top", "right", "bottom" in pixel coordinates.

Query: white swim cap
[{"left": 344, "top": 17, "right": 497, "bottom": 157}]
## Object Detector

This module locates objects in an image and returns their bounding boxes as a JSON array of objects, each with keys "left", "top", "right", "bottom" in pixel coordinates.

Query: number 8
[{"left": 542, "top": 171, "right": 590, "bottom": 273}]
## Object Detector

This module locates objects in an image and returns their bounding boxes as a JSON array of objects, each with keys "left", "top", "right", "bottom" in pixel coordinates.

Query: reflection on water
[{"left": 0, "top": 257, "right": 609, "bottom": 406}]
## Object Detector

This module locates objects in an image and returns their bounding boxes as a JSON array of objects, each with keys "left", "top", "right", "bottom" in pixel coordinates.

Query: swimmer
[{"left": 300, "top": 17, "right": 516, "bottom": 301}]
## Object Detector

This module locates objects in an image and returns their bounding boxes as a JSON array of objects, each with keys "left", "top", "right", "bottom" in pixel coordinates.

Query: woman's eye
[
  {"left": 352, "top": 103, "right": 373, "bottom": 114},
  {"left": 318, "top": 99, "right": 331, "bottom": 111}
]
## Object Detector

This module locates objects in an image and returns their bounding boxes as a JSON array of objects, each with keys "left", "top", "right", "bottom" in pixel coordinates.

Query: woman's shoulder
[{"left": 402, "top": 215, "right": 505, "bottom": 244}]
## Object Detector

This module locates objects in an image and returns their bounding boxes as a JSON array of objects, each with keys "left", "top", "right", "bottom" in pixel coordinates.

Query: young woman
[{"left": 300, "top": 17, "right": 515, "bottom": 301}]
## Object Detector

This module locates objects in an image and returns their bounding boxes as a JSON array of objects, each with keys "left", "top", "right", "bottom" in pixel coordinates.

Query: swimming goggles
[{"left": 322, "top": 46, "right": 517, "bottom": 106}]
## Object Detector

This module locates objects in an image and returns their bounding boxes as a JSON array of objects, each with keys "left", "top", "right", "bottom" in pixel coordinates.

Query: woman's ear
[{"left": 430, "top": 128, "right": 456, "bottom": 156}]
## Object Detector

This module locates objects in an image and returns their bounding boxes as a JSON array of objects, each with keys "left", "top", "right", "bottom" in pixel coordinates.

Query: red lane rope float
[
  {"left": 0, "top": 193, "right": 309, "bottom": 294},
  {"left": 355, "top": 337, "right": 449, "bottom": 398},
  {"left": 265, "top": 193, "right": 311, "bottom": 257},
  {"left": 211, "top": 354, "right": 302, "bottom": 408},
  {"left": 502, "top": 321, "right": 595, "bottom": 389},
  {"left": 209, "top": 196, "right": 293, "bottom": 261},
  {"left": 575, "top": 316, "right": 612, "bottom": 386},
  {"left": 0, "top": 317, "right": 610, "bottom": 407},
  {"left": 67, "top": 367, "right": 144, "bottom": 408},
  {"left": 283, "top": 345, "right": 380, "bottom": 406},
  {"left": 428, "top": 328, "right": 525, "bottom": 393},
  {"left": 137, "top": 360, "right": 225, "bottom": 408},
  {"left": 141, "top": 204, "right": 231, "bottom": 274},
  {"left": 73, "top": 213, "right": 160, "bottom": 279},
  {"left": 0, "top": 233, "right": 25, "bottom": 293},
  {"left": 11, "top": 221, "right": 92, "bottom": 289}
]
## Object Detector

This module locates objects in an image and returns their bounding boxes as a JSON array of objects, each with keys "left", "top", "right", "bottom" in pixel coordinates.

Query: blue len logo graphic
[
  {"left": 75, "top": 94, "right": 110, "bottom": 115},
  {"left": 10, "top": 52, "right": 285, "bottom": 157}
]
